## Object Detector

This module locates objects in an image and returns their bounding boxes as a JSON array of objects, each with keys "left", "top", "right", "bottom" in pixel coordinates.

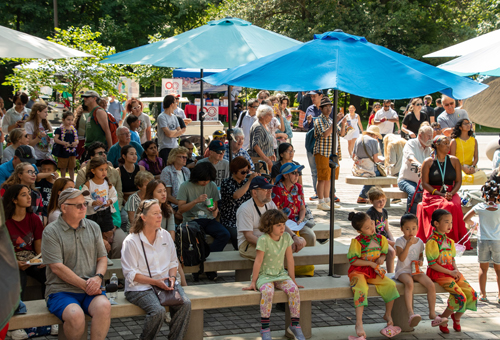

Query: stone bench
[
  {"left": 9, "top": 276, "right": 447, "bottom": 340},
  {"left": 345, "top": 175, "right": 398, "bottom": 186}
]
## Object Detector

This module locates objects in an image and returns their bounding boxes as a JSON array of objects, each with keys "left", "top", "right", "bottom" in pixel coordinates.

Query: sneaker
[
  {"left": 334, "top": 196, "right": 340, "bottom": 203},
  {"left": 333, "top": 203, "right": 341, "bottom": 209},
  {"left": 165, "top": 311, "right": 172, "bottom": 323},
  {"left": 51, "top": 324, "right": 59, "bottom": 336},
  {"left": 8, "top": 329, "right": 28, "bottom": 340},
  {"left": 288, "top": 325, "right": 306, "bottom": 340},
  {"left": 317, "top": 203, "right": 330, "bottom": 211},
  {"left": 260, "top": 328, "right": 272, "bottom": 340},
  {"left": 357, "top": 197, "right": 368, "bottom": 204},
  {"left": 392, "top": 198, "right": 401, "bottom": 204},
  {"left": 107, "top": 257, "right": 113, "bottom": 266},
  {"left": 309, "top": 195, "right": 318, "bottom": 201}
]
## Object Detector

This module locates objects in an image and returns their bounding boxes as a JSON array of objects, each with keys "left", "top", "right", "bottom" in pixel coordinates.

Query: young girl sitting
[
  {"left": 366, "top": 187, "right": 396, "bottom": 273},
  {"left": 82, "top": 157, "right": 118, "bottom": 255},
  {"left": 395, "top": 213, "right": 447, "bottom": 328},
  {"left": 347, "top": 211, "right": 401, "bottom": 340},
  {"left": 426, "top": 209, "right": 477, "bottom": 334},
  {"left": 53, "top": 111, "right": 78, "bottom": 180},
  {"left": 464, "top": 180, "right": 500, "bottom": 302},
  {"left": 243, "top": 209, "right": 305, "bottom": 340}
]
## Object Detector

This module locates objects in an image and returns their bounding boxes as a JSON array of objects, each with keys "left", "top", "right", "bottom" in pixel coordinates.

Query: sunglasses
[
  {"left": 64, "top": 201, "right": 89, "bottom": 210},
  {"left": 415, "top": 103, "right": 423, "bottom": 106},
  {"left": 132, "top": 106, "right": 141, "bottom": 110},
  {"left": 433, "top": 128, "right": 441, "bottom": 131},
  {"left": 177, "top": 155, "right": 187, "bottom": 159},
  {"left": 289, "top": 171, "right": 300, "bottom": 176},
  {"left": 239, "top": 170, "right": 250, "bottom": 175}
]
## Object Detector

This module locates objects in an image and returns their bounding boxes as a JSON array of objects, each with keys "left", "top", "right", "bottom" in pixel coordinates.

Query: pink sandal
[
  {"left": 380, "top": 325, "right": 401, "bottom": 338},
  {"left": 408, "top": 313, "right": 422, "bottom": 327},
  {"left": 348, "top": 336, "right": 366, "bottom": 340},
  {"left": 431, "top": 316, "right": 448, "bottom": 327}
]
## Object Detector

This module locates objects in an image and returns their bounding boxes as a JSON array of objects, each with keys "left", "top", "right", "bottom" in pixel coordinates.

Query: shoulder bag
[
  {"left": 362, "top": 137, "right": 387, "bottom": 177},
  {"left": 140, "top": 238, "right": 184, "bottom": 306}
]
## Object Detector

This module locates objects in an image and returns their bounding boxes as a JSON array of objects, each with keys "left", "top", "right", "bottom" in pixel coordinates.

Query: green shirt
[
  {"left": 176, "top": 181, "right": 220, "bottom": 221},
  {"left": 84, "top": 107, "right": 108, "bottom": 148},
  {"left": 255, "top": 233, "right": 293, "bottom": 289}
]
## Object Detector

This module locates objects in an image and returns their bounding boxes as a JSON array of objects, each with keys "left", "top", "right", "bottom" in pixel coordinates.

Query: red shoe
[
  {"left": 357, "top": 197, "right": 368, "bottom": 204},
  {"left": 334, "top": 196, "right": 340, "bottom": 203},
  {"left": 451, "top": 313, "right": 461, "bottom": 332},
  {"left": 439, "top": 324, "right": 449, "bottom": 334}
]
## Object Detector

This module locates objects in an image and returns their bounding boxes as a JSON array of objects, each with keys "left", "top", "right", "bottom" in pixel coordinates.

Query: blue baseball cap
[
  {"left": 249, "top": 176, "right": 274, "bottom": 190},
  {"left": 275, "top": 162, "right": 305, "bottom": 184}
]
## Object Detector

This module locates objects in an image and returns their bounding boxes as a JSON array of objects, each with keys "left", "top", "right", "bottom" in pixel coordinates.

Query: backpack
[
  {"left": 305, "top": 123, "right": 317, "bottom": 154},
  {"left": 91, "top": 106, "right": 118, "bottom": 145},
  {"left": 237, "top": 110, "right": 247, "bottom": 128},
  {"left": 175, "top": 221, "right": 210, "bottom": 275}
]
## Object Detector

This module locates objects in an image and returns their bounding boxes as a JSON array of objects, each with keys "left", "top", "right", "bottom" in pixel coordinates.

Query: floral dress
[
  {"left": 271, "top": 181, "right": 304, "bottom": 222},
  {"left": 347, "top": 234, "right": 399, "bottom": 307},
  {"left": 426, "top": 230, "right": 477, "bottom": 313}
]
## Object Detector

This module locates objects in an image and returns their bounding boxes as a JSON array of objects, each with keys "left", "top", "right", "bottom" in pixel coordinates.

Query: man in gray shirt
[
  {"left": 108, "top": 95, "right": 124, "bottom": 124},
  {"left": 198, "top": 140, "right": 229, "bottom": 188},
  {"left": 42, "top": 188, "right": 110, "bottom": 340},
  {"left": 437, "top": 95, "right": 469, "bottom": 135},
  {"left": 158, "top": 95, "right": 185, "bottom": 165}
]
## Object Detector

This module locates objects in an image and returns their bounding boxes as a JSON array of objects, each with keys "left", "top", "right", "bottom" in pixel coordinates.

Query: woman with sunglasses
[
  {"left": 1, "top": 128, "right": 33, "bottom": 164},
  {"left": 121, "top": 199, "right": 191, "bottom": 340},
  {"left": 402, "top": 98, "right": 428, "bottom": 139},
  {"left": 270, "top": 143, "right": 302, "bottom": 185},
  {"left": 220, "top": 156, "right": 258, "bottom": 249},
  {"left": 123, "top": 98, "right": 151, "bottom": 144}
]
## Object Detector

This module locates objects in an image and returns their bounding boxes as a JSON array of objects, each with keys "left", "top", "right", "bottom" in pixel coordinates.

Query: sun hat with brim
[
  {"left": 363, "top": 125, "right": 383, "bottom": 140},
  {"left": 58, "top": 188, "right": 90, "bottom": 208},
  {"left": 319, "top": 97, "right": 333, "bottom": 107},
  {"left": 486, "top": 138, "right": 500, "bottom": 161},
  {"left": 275, "top": 162, "right": 305, "bottom": 184}
]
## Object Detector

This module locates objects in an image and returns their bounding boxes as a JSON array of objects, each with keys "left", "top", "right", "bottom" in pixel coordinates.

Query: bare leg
[
  {"left": 479, "top": 262, "right": 489, "bottom": 299},
  {"left": 386, "top": 245, "right": 395, "bottom": 273},
  {"left": 383, "top": 300, "right": 395, "bottom": 326},
  {"left": 323, "top": 180, "right": 331, "bottom": 200},
  {"left": 355, "top": 306, "right": 366, "bottom": 338},
  {"left": 87, "top": 295, "right": 111, "bottom": 340},
  {"left": 69, "top": 168, "right": 75, "bottom": 181},
  {"left": 413, "top": 273, "right": 437, "bottom": 319},
  {"left": 494, "top": 264, "right": 500, "bottom": 299},
  {"left": 61, "top": 303, "right": 86, "bottom": 340},
  {"left": 348, "top": 140, "right": 355, "bottom": 158},
  {"left": 397, "top": 273, "right": 415, "bottom": 316},
  {"left": 317, "top": 180, "right": 325, "bottom": 200},
  {"left": 61, "top": 168, "right": 67, "bottom": 179}
]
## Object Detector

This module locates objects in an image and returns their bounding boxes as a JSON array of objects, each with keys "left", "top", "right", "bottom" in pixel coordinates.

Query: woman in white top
[
  {"left": 2, "top": 128, "right": 34, "bottom": 164},
  {"left": 121, "top": 200, "right": 191, "bottom": 340},
  {"left": 47, "top": 178, "right": 75, "bottom": 223},
  {"left": 25, "top": 102, "right": 52, "bottom": 163},
  {"left": 345, "top": 105, "right": 364, "bottom": 158},
  {"left": 2, "top": 92, "right": 30, "bottom": 135}
]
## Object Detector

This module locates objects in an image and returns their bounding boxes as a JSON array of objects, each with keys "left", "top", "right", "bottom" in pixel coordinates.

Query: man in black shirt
[
  {"left": 422, "top": 95, "right": 436, "bottom": 124},
  {"left": 434, "top": 98, "right": 444, "bottom": 119}
]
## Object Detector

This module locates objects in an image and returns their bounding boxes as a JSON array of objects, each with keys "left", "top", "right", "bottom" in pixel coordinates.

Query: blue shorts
[
  {"left": 478, "top": 240, "right": 500, "bottom": 264},
  {"left": 47, "top": 291, "right": 106, "bottom": 321}
]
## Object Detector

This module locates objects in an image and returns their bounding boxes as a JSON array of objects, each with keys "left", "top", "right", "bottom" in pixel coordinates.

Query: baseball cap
[
  {"left": 249, "top": 176, "right": 274, "bottom": 190},
  {"left": 320, "top": 97, "right": 333, "bottom": 107},
  {"left": 275, "top": 162, "right": 305, "bottom": 184},
  {"left": 208, "top": 140, "right": 225, "bottom": 152},
  {"left": 15, "top": 146, "right": 36, "bottom": 164},
  {"left": 307, "top": 90, "right": 323, "bottom": 95},
  {"left": 213, "top": 130, "right": 226, "bottom": 138},
  {"left": 58, "top": 188, "right": 90, "bottom": 208},
  {"left": 81, "top": 90, "right": 100, "bottom": 98},
  {"left": 40, "top": 158, "right": 57, "bottom": 168}
]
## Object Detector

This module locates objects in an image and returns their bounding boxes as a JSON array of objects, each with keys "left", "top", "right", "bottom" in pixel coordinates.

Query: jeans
[
  {"left": 379, "top": 134, "right": 386, "bottom": 156},
  {"left": 359, "top": 169, "right": 381, "bottom": 199},
  {"left": 125, "top": 285, "right": 191, "bottom": 340},
  {"left": 306, "top": 151, "right": 318, "bottom": 195},
  {"left": 194, "top": 218, "right": 230, "bottom": 252},
  {"left": 398, "top": 179, "right": 421, "bottom": 214},
  {"left": 224, "top": 226, "right": 238, "bottom": 250}
]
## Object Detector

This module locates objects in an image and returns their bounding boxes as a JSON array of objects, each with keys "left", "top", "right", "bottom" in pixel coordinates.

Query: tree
[{"left": 3, "top": 26, "right": 132, "bottom": 107}]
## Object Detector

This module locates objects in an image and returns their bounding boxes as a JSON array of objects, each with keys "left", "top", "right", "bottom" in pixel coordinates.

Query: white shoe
[
  {"left": 51, "top": 324, "right": 59, "bottom": 335},
  {"left": 8, "top": 329, "right": 28, "bottom": 340},
  {"left": 107, "top": 257, "right": 113, "bottom": 266},
  {"left": 165, "top": 311, "right": 172, "bottom": 323},
  {"left": 317, "top": 203, "right": 330, "bottom": 211}
]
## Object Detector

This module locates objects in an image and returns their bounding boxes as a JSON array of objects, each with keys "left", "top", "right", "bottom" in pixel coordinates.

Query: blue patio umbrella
[
  {"left": 204, "top": 30, "right": 488, "bottom": 277},
  {"left": 101, "top": 17, "right": 301, "bottom": 155}
]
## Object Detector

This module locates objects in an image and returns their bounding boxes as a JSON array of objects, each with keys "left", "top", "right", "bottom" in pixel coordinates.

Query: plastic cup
[{"left": 205, "top": 198, "right": 214, "bottom": 209}]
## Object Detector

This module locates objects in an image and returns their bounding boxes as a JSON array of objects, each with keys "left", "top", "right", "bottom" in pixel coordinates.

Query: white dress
[
  {"left": 345, "top": 113, "right": 360, "bottom": 140},
  {"left": 394, "top": 236, "right": 425, "bottom": 279}
]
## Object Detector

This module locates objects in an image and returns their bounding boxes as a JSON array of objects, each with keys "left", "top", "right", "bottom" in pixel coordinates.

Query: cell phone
[{"left": 165, "top": 279, "right": 171, "bottom": 288}]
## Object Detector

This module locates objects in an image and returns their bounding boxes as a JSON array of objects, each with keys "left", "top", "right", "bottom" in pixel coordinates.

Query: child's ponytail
[{"left": 348, "top": 211, "right": 370, "bottom": 231}]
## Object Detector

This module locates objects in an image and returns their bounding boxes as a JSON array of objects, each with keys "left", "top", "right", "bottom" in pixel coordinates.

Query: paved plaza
[{"left": 9, "top": 132, "right": 500, "bottom": 340}]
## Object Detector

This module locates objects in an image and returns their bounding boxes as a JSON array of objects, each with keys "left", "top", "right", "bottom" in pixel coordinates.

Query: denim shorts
[
  {"left": 47, "top": 291, "right": 106, "bottom": 321},
  {"left": 477, "top": 240, "right": 500, "bottom": 264}
]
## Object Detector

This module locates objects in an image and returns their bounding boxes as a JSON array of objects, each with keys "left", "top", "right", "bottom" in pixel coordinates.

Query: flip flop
[
  {"left": 479, "top": 296, "right": 488, "bottom": 302},
  {"left": 408, "top": 313, "right": 422, "bottom": 327},
  {"left": 348, "top": 336, "right": 366, "bottom": 340},
  {"left": 380, "top": 325, "right": 401, "bottom": 338},
  {"left": 431, "top": 316, "right": 448, "bottom": 327}
]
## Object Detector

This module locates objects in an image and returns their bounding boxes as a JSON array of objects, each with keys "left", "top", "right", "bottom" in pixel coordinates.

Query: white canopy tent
[{"left": 424, "top": 29, "right": 500, "bottom": 58}]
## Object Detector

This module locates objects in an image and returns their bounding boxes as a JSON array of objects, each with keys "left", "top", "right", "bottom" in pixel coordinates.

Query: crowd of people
[{"left": 1, "top": 87, "right": 496, "bottom": 340}]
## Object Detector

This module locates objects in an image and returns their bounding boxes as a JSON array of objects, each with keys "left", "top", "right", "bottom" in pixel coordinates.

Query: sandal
[
  {"left": 408, "top": 313, "right": 422, "bottom": 327},
  {"left": 348, "top": 336, "right": 366, "bottom": 340},
  {"left": 431, "top": 316, "right": 448, "bottom": 327},
  {"left": 451, "top": 313, "right": 461, "bottom": 332},
  {"left": 479, "top": 296, "right": 488, "bottom": 302},
  {"left": 380, "top": 325, "right": 401, "bottom": 338}
]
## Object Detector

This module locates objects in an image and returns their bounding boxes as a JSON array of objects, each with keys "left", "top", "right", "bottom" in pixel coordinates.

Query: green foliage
[{"left": 3, "top": 26, "right": 131, "bottom": 107}]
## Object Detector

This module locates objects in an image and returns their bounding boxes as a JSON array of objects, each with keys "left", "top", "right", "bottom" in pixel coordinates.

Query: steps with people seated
[{"left": 9, "top": 276, "right": 447, "bottom": 340}]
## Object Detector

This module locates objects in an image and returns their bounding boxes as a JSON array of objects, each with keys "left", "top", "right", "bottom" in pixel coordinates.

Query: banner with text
[
  {"left": 198, "top": 106, "right": 219, "bottom": 122},
  {"left": 161, "top": 79, "right": 183, "bottom": 97}
]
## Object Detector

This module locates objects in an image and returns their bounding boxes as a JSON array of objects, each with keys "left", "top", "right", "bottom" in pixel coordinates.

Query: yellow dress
[{"left": 455, "top": 136, "right": 486, "bottom": 185}]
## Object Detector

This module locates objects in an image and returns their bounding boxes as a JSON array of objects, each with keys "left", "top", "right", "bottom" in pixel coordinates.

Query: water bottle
[{"left": 109, "top": 273, "right": 118, "bottom": 302}]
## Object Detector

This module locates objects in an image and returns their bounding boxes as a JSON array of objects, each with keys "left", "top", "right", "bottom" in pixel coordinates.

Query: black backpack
[{"left": 175, "top": 221, "right": 210, "bottom": 275}]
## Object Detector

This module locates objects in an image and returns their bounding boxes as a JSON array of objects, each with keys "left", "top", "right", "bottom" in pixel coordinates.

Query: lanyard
[
  {"left": 253, "top": 199, "right": 267, "bottom": 217},
  {"left": 436, "top": 156, "right": 447, "bottom": 185}
]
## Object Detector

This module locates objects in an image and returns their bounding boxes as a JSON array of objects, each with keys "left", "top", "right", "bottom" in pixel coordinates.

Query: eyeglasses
[
  {"left": 177, "top": 155, "right": 187, "bottom": 159},
  {"left": 132, "top": 106, "right": 141, "bottom": 110},
  {"left": 96, "top": 151, "right": 107, "bottom": 156},
  {"left": 443, "top": 102, "right": 455, "bottom": 107},
  {"left": 433, "top": 128, "right": 441, "bottom": 131},
  {"left": 25, "top": 170, "right": 36, "bottom": 175},
  {"left": 462, "top": 122, "right": 471, "bottom": 126},
  {"left": 287, "top": 149, "right": 295, "bottom": 153},
  {"left": 239, "top": 170, "right": 249, "bottom": 175},
  {"left": 415, "top": 103, "right": 423, "bottom": 106},
  {"left": 63, "top": 201, "right": 89, "bottom": 210}
]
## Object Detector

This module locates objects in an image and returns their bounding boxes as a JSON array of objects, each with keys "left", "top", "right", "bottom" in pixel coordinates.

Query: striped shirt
[
  {"left": 313, "top": 114, "right": 333, "bottom": 157},
  {"left": 249, "top": 121, "right": 274, "bottom": 158}
]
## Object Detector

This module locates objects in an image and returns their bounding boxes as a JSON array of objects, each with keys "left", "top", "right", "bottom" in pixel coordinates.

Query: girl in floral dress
[
  {"left": 347, "top": 211, "right": 401, "bottom": 340},
  {"left": 426, "top": 209, "right": 477, "bottom": 334},
  {"left": 53, "top": 111, "right": 78, "bottom": 180}
]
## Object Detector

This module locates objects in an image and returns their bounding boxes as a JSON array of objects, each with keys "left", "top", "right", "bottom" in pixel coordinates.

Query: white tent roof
[{"left": 424, "top": 29, "right": 500, "bottom": 58}]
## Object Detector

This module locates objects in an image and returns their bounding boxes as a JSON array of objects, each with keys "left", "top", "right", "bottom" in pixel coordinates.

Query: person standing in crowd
[
  {"left": 235, "top": 98, "right": 259, "bottom": 151},
  {"left": 41, "top": 188, "right": 111, "bottom": 340},
  {"left": 368, "top": 102, "right": 381, "bottom": 127},
  {"left": 237, "top": 177, "right": 306, "bottom": 261},
  {"left": 278, "top": 95, "right": 293, "bottom": 142},
  {"left": 52, "top": 111, "right": 78, "bottom": 180},
  {"left": 297, "top": 92, "right": 312, "bottom": 127},
  {"left": 402, "top": 98, "right": 428, "bottom": 140},
  {"left": 434, "top": 98, "right": 444, "bottom": 117},
  {"left": 422, "top": 95, "right": 436, "bottom": 124},
  {"left": 125, "top": 115, "right": 141, "bottom": 144},
  {"left": 138, "top": 141, "right": 163, "bottom": 178},
  {"left": 83, "top": 90, "right": 113, "bottom": 150},
  {"left": 1, "top": 128, "right": 34, "bottom": 164},
  {"left": 2, "top": 92, "right": 29, "bottom": 135},
  {"left": 123, "top": 97, "right": 151, "bottom": 144},
  {"left": 198, "top": 140, "right": 229, "bottom": 188},
  {"left": 303, "top": 90, "right": 324, "bottom": 131},
  {"left": 25, "top": 102, "right": 52, "bottom": 165},
  {"left": 220, "top": 157, "right": 258, "bottom": 249},
  {"left": 74, "top": 105, "right": 88, "bottom": 159},
  {"left": 47, "top": 178, "right": 75, "bottom": 224},
  {"left": 374, "top": 100, "right": 399, "bottom": 153},
  {"left": 249, "top": 105, "right": 276, "bottom": 173},
  {"left": 108, "top": 95, "right": 124, "bottom": 125},
  {"left": 257, "top": 90, "right": 270, "bottom": 104},
  {"left": 345, "top": 105, "right": 364, "bottom": 158},
  {"left": 158, "top": 95, "right": 184, "bottom": 165},
  {"left": 121, "top": 200, "right": 191, "bottom": 340},
  {"left": 224, "top": 127, "right": 254, "bottom": 169},
  {"left": 107, "top": 126, "right": 144, "bottom": 168},
  {"left": 437, "top": 95, "right": 469, "bottom": 136}
]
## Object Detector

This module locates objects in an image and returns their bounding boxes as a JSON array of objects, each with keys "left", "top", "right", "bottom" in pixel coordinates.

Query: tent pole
[
  {"left": 329, "top": 89, "right": 340, "bottom": 278},
  {"left": 200, "top": 69, "right": 204, "bottom": 156},
  {"left": 228, "top": 85, "right": 233, "bottom": 163}
]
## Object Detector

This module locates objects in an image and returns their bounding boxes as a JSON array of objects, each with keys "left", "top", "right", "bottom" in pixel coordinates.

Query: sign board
[
  {"left": 118, "top": 77, "right": 140, "bottom": 98},
  {"left": 176, "top": 77, "right": 241, "bottom": 94},
  {"left": 161, "top": 79, "right": 183, "bottom": 97},
  {"left": 197, "top": 106, "right": 219, "bottom": 122}
]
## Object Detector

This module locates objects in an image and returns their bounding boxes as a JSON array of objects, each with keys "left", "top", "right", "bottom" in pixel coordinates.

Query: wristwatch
[{"left": 95, "top": 273, "right": 104, "bottom": 280}]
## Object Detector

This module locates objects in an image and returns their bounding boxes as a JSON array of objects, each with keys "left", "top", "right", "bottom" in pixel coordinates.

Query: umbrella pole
[
  {"left": 200, "top": 69, "right": 204, "bottom": 156},
  {"left": 329, "top": 89, "right": 340, "bottom": 278},
  {"left": 228, "top": 85, "right": 233, "bottom": 163}
]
